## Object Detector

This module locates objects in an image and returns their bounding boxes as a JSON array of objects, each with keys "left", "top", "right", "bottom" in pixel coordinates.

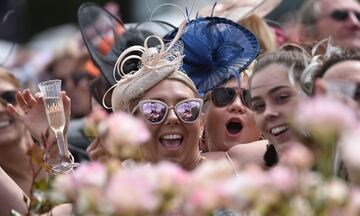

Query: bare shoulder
[
  {"left": 229, "top": 140, "right": 269, "bottom": 154},
  {"left": 227, "top": 140, "right": 269, "bottom": 167},
  {"left": 200, "top": 140, "right": 269, "bottom": 166}
]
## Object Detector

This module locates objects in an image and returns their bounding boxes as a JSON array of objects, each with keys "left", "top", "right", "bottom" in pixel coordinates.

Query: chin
[{"left": 274, "top": 140, "right": 295, "bottom": 155}]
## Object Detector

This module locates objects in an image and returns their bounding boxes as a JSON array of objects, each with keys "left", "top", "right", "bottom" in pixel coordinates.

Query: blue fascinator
[{"left": 166, "top": 17, "right": 259, "bottom": 96}]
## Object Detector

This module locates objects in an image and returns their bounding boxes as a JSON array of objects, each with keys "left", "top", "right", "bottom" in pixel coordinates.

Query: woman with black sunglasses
[
  {"left": 0, "top": 68, "right": 40, "bottom": 196},
  {"left": 165, "top": 16, "right": 269, "bottom": 169}
]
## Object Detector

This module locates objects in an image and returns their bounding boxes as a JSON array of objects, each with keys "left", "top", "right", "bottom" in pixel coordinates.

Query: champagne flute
[{"left": 38, "top": 79, "right": 78, "bottom": 174}]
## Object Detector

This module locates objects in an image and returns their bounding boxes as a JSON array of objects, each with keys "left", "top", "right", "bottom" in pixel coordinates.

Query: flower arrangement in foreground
[
  {"left": 50, "top": 159, "right": 360, "bottom": 216},
  {"left": 18, "top": 97, "right": 360, "bottom": 215}
]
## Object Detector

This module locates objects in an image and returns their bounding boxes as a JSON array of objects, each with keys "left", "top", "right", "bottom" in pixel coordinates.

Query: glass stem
[{"left": 55, "top": 131, "right": 68, "bottom": 158}]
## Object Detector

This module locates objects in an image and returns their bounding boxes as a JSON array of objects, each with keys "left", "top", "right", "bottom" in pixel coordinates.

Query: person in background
[
  {"left": 40, "top": 40, "right": 96, "bottom": 119},
  {"left": 311, "top": 49, "right": 360, "bottom": 182},
  {"left": 313, "top": 49, "right": 360, "bottom": 108},
  {"left": 199, "top": 0, "right": 281, "bottom": 53},
  {"left": 299, "top": 0, "right": 360, "bottom": 49}
]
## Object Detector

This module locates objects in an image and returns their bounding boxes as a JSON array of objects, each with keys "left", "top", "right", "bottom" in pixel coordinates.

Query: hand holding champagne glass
[{"left": 38, "top": 79, "right": 78, "bottom": 174}]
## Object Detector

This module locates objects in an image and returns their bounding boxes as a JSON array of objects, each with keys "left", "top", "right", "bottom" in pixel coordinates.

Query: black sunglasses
[
  {"left": 0, "top": 90, "right": 17, "bottom": 105},
  {"left": 329, "top": 10, "right": 360, "bottom": 22},
  {"left": 209, "top": 87, "right": 251, "bottom": 107},
  {"left": 56, "top": 71, "right": 95, "bottom": 87}
]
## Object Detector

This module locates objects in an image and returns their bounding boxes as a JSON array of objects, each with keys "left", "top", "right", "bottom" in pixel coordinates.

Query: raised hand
[
  {"left": 6, "top": 89, "right": 71, "bottom": 144},
  {"left": 86, "top": 137, "right": 110, "bottom": 162}
]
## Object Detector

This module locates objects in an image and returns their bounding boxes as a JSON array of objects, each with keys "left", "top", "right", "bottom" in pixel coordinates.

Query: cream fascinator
[
  {"left": 106, "top": 22, "right": 195, "bottom": 112},
  {"left": 287, "top": 38, "right": 342, "bottom": 95},
  {"left": 199, "top": 0, "right": 282, "bottom": 22}
]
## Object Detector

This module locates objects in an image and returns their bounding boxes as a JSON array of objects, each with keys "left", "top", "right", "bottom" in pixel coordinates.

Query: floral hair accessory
[
  {"left": 287, "top": 37, "right": 342, "bottom": 95},
  {"left": 166, "top": 17, "right": 259, "bottom": 96},
  {"left": 103, "top": 21, "right": 194, "bottom": 112}
]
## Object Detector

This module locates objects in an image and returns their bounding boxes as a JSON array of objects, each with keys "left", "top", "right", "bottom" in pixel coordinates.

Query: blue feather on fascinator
[{"left": 165, "top": 17, "right": 259, "bottom": 96}]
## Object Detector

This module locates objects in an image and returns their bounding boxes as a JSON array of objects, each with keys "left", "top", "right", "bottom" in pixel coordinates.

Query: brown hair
[
  {"left": 252, "top": 46, "right": 309, "bottom": 78},
  {"left": 314, "top": 49, "right": 360, "bottom": 80}
]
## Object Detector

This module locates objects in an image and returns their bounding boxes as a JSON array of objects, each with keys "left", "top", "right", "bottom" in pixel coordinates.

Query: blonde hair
[
  {"left": 0, "top": 68, "right": 20, "bottom": 88},
  {"left": 112, "top": 70, "right": 198, "bottom": 113},
  {"left": 240, "top": 14, "right": 277, "bottom": 53}
]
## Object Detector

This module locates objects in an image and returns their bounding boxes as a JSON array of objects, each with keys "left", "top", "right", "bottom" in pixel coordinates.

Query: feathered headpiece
[
  {"left": 288, "top": 37, "right": 342, "bottom": 95},
  {"left": 166, "top": 17, "right": 259, "bottom": 96},
  {"left": 105, "top": 21, "right": 197, "bottom": 112}
]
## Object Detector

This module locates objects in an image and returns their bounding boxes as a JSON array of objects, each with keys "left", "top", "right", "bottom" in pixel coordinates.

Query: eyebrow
[{"left": 250, "top": 86, "right": 292, "bottom": 102}]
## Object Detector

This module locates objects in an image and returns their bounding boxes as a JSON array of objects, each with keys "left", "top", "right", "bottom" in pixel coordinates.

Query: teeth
[
  {"left": 161, "top": 134, "right": 182, "bottom": 140},
  {"left": 270, "top": 125, "right": 288, "bottom": 135},
  {"left": 0, "top": 120, "right": 10, "bottom": 128}
]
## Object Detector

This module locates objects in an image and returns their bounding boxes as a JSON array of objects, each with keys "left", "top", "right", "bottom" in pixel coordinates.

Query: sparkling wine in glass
[{"left": 38, "top": 79, "right": 78, "bottom": 174}]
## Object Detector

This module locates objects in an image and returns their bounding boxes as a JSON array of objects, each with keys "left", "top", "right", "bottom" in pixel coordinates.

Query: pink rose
[{"left": 99, "top": 112, "right": 150, "bottom": 159}]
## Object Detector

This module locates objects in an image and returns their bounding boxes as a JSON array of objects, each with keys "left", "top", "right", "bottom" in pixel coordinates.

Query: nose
[
  {"left": 263, "top": 105, "right": 279, "bottom": 122},
  {"left": 164, "top": 107, "right": 180, "bottom": 125},
  {"left": 348, "top": 12, "right": 360, "bottom": 27},
  {"left": 227, "top": 95, "right": 246, "bottom": 114}
]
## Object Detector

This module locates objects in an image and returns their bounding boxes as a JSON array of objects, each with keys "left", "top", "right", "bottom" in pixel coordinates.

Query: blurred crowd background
[{"left": 0, "top": 0, "right": 305, "bottom": 115}]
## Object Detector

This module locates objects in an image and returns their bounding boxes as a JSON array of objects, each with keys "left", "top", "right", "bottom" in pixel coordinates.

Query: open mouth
[
  {"left": 226, "top": 120, "right": 243, "bottom": 135},
  {"left": 269, "top": 124, "right": 288, "bottom": 136},
  {"left": 0, "top": 120, "right": 11, "bottom": 129},
  {"left": 159, "top": 134, "right": 183, "bottom": 148}
]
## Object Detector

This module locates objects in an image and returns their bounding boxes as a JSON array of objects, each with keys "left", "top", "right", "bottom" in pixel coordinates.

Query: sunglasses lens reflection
[
  {"left": 140, "top": 100, "right": 202, "bottom": 124},
  {"left": 141, "top": 102, "right": 167, "bottom": 124},
  {"left": 176, "top": 100, "right": 202, "bottom": 122}
]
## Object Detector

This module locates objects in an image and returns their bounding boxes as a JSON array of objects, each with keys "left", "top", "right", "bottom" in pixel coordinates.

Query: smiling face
[
  {"left": 0, "top": 80, "right": 25, "bottom": 147},
  {"left": 204, "top": 78, "right": 261, "bottom": 151},
  {"left": 250, "top": 63, "right": 299, "bottom": 153},
  {"left": 132, "top": 79, "right": 204, "bottom": 170}
]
